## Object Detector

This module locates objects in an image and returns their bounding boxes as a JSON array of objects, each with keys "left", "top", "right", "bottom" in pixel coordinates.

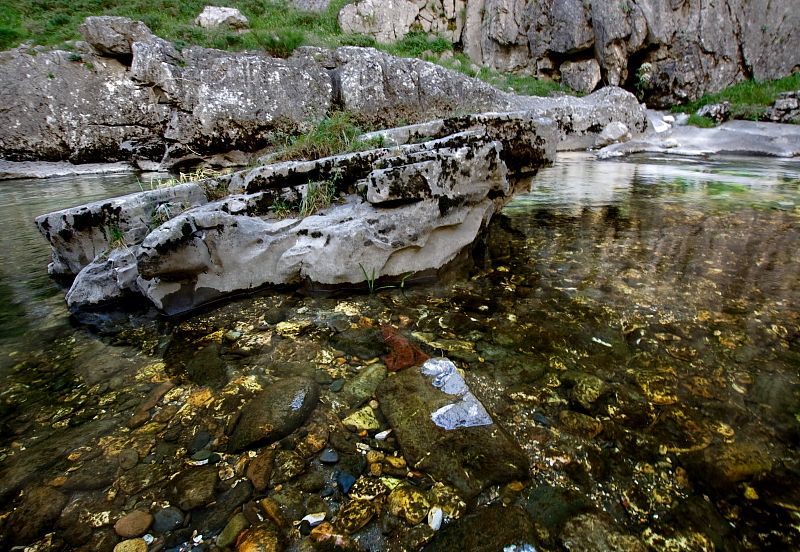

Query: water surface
[{"left": 0, "top": 154, "right": 798, "bottom": 550}]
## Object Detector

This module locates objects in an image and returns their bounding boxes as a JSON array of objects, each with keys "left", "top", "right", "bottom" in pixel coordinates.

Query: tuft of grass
[
  {"left": 687, "top": 114, "right": 716, "bottom": 128},
  {"left": 675, "top": 73, "right": 800, "bottom": 121},
  {"left": 139, "top": 167, "right": 227, "bottom": 191},
  {"left": 299, "top": 178, "right": 337, "bottom": 217},
  {"left": 106, "top": 223, "right": 127, "bottom": 250},
  {"left": 383, "top": 31, "right": 452, "bottom": 58},
  {"left": 277, "top": 111, "right": 383, "bottom": 161}
]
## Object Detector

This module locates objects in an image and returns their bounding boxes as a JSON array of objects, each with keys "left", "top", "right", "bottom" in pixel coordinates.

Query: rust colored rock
[{"left": 381, "top": 326, "right": 430, "bottom": 372}]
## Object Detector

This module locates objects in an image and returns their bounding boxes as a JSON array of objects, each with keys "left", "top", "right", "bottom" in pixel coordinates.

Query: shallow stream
[{"left": 0, "top": 153, "right": 798, "bottom": 551}]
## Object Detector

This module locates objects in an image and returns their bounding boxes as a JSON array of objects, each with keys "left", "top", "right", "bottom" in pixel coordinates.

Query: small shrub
[{"left": 385, "top": 31, "right": 452, "bottom": 58}]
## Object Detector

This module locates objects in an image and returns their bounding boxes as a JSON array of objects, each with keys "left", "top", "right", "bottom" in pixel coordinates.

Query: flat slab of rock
[
  {"left": 377, "top": 358, "right": 529, "bottom": 498},
  {"left": 598, "top": 119, "right": 800, "bottom": 159},
  {"left": 0, "top": 160, "right": 134, "bottom": 180},
  {"left": 228, "top": 377, "right": 320, "bottom": 452}
]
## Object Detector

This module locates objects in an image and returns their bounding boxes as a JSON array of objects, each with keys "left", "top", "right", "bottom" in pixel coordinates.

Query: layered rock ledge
[{"left": 37, "top": 112, "right": 558, "bottom": 315}]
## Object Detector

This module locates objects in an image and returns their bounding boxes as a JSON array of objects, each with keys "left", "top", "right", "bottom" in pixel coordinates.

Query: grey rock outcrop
[
  {"left": 1, "top": 16, "right": 647, "bottom": 165},
  {"left": 78, "top": 16, "right": 157, "bottom": 58},
  {"left": 764, "top": 91, "right": 800, "bottom": 124},
  {"left": 338, "top": 0, "right": 800, "bottom": 106},
  {"left": 598, "top": 119, "right": 800, "bottom": 159},
  {"left": 0, "top": 48, "right": 167, "bottom": 163},
  {"left": 360, "top": 86, "right": 647, "bottom": 152},
  {"left": 50, "top": 113, "right": 557, "bottom": 314}
]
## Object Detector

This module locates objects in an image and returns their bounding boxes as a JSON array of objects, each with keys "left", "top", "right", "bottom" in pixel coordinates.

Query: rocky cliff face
[
  {"left": 339, "top": 0, "right": 800, "bottom": 106},
  {"left": 0, "top": 16, "right": 646, "bottom": 167}
]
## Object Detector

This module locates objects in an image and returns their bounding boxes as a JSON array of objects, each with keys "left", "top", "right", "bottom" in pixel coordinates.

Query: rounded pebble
[
  {"left": 113, "top": 538, "right": 148, "bottom": 552},
  {"left": 114, "top": 510, "right": 153, "bottom": 538},
  {"left": 319, "top": 449, "right": 339, "bottom": 464},
  {"left": 337, "top": 472, "right": 356, "bottom": 494},
  {"left": 190, "top": 450, "right": 213, "bottom": 461},
  {"left": 152, "top": 506, "right": 184, "bottom": 533},
  {"left": 329, "top": 379, "right": 345, "bottom": 392}
]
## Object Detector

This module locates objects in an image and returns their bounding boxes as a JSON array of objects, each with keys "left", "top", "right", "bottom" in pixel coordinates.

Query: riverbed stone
[
  {"left": 236, "top": 521, "right": 283, "bottom": 552},
  {"left": 167, "top": 466, "right": 219, "bottom": 510},
  {"left": 217, "top": 512, "right": 251, "bottom": 548},
  {"left": 561, "top": 513, "right": 646, "bottom": 552},
  {"left": 7, "top": 486, "right": 69, "bottom": 545},
  {"left": 335, "top": 499, "right": 375, "bottom": 534},
  {"left": 425, "top": 504, "right": 536, "bottom": 551},
  {"left": 387, "top": 484, "right": 430, "bottom": 525},
  {"left": 152, "top": 506, "right": 184, "bottom": 533},
  {"left": 377, "top": 358, "right": 529, "bottom": 498},
  {"left": 227, "top": 377, "right": 320, "bottom": 452},
  {"left": 113, "top": 509, "right": 153, "bottom": 538},
  {"left": 113, "top": 538, "right": 148, "bottom": 552},
  {"left": 246, "top": 447, "right": 277, "bottom": 491}
]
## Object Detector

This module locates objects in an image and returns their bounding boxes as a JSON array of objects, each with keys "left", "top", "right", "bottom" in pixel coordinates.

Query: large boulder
[
  {"left": 0, "top": 48, "right": 168, "bottom": 162},
  {"left": 47, "top": 113, "right": 557, "bottom": 314},
  {"left": 377, "top": 358, "right": 530, "bottom": 497},
  {"left": 134, "top": 129, "right": 517, "bottom": 314},
  {"left": 78, "top": 16, "right": 158, "bottom": 58}
]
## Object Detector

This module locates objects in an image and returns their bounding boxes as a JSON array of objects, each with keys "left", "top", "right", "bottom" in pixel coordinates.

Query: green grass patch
[
  {"left": 275, "top": 111, "right": 382, "bottom": 161},
  {"left": 382, "top": 31, "right": 452, "bottom": 58},
  {"left": 686, "top": 114, "right": 716, "bottom": 128},
  {"left": 1, "top": 0, "right": 353, "bottom": 54},
  {"left": 675, "top": 73, "right": 800, "bottom": 121}
]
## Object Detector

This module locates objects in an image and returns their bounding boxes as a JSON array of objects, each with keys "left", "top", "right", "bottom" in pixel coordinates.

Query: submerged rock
[
  {"left": 168, "top": 466, "right": 219, "bottom": 511},
  {"left": 425, "top": 505, "right": 536, "bottom": 552},
  {"left": 377, "top": 358, "right": 529, "bottom": 497},
  {"left": 227, "top": 377, "right": 320, "bottom": 452},
  {"left": 6, "top": 486, "right": 68, "bottom": 545}
]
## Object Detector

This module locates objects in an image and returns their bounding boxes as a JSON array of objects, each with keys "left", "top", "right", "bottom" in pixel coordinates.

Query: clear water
[{"left": 0, "top": 154, "right": 798, "bottom": 549}]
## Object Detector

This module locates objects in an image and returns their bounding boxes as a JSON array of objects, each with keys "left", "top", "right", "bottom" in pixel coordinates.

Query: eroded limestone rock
[
  {"left": 53, "top": 114, "right": 557, "bottom": 314},
  {"left": 35, "top": 183, "right": 208, "bottom": 275},
  {"left": 336, "top": 0, "right": 800, "bottom": 106}
]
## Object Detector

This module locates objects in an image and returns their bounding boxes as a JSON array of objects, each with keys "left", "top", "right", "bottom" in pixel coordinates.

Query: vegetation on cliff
[{"left": 679, "top": 73, "right": 800, "bottom": 126}]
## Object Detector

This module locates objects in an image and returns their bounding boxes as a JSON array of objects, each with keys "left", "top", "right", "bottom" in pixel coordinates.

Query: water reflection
[
  {"left": 0, "top": 174, "right": 143, "bottom": 341},
  {"left": 0, "top": 155, "right": 798, "bottom": 550}
]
